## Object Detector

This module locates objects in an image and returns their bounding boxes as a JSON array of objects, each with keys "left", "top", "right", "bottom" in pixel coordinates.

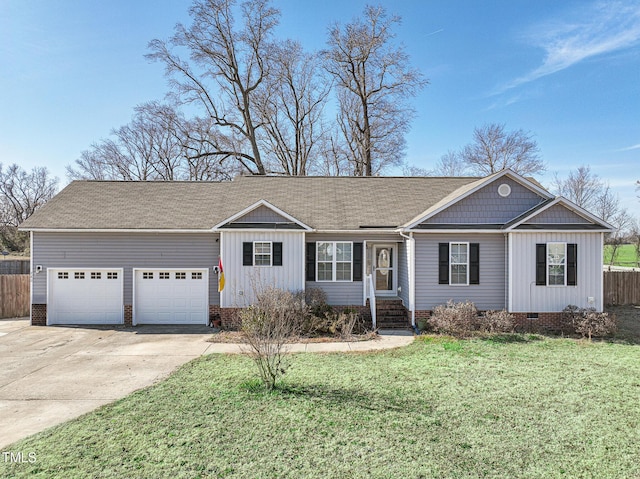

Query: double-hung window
[
  {"left": 450, "top": 242, "right": 469, "bottom": 285},
  {"left": 316, "top": 242, "right": 352, "bottom": 282},
  {"left": 253, "top": 241, "right": 272, "bottom": 266},
  {"left": 547, "top": 243, "right": 566, "bottom": 286}
]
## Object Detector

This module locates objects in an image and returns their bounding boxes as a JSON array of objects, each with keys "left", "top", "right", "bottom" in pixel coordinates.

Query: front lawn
[{"left": 3, "top": 337, "right": 640, "bottom": 478}]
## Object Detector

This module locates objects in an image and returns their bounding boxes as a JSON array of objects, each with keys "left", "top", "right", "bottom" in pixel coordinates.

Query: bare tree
[
  {"left": 0, "top": 164, "right": 58, "bottom": 251},
  {"left": 256, "top": 40, "right": 331, "bottom": 175},
  {"left": 68, "top": 103, "right": 235, "bottom": 182},
  {"left": 147, "top": 0, "right": 280, "bottom": 175},
  {"left": 430, "top": 150, "right": 470, "bottom": 176},
  {"left": 552, "top": 166, "right": 602, "bottom": 209},
  {"left": 459, "top": 123, "right": 544, "bottom": 176},
  {"left": 554, "top": 165, "right": 633, "bottom": 267},
  {"left": 323, "top": 5, "right": 427, "bottom": 176},
  {"left": 68, "top": 103, "right": 184, "bottom": 181}
]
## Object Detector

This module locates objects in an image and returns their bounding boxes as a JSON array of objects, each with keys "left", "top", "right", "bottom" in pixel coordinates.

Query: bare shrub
[
  {"left": 335, "top": 310, "right": 360, "bottom": 340},
  {"left": 240, "top": 287, "right": 305, "bottom": 390},
  {"left": 480, "top": 310, "right": 515, "bottom": 333},
  {"left": 575, "top": 310, "right": 617, "bottom": 340},
  {"left": 560, "top": 304, "right": 617, "bottom": 338},
  {"left": 428, "top": 300, "right": 478, "bottom": 337}
]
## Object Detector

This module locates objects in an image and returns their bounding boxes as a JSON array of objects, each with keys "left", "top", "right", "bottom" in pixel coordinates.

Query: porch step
[{"left": 373, "top": 298, "right": 411, "bottom": 330}]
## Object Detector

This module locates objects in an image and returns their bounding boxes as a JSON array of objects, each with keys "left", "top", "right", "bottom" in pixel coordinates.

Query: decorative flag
[{"left": 217, "top": 257, "right": 225, "bottom": 292}]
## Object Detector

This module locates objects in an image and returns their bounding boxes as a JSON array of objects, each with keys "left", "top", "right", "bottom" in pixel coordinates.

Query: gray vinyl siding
[
  {"left": 305, "top": 233, "right": 402, "bottom": 305},
  {"left": 422, "top": 178, "right": 546, "bottom": 225},
  {"left": 32, "top": 232, "right": 220, "bottom": 305},
  {"left": 397, "top": 241, "right": 410, "bottom": 307},
  {"left": 414, "top": 233, "right": 506, "bottom": 310},
  {"left": 232, "top": 205, "right": 288, "bottom": 223},
  {"left": 525, "top": 204, "right": 591, "bottom": 224},
  {"left": 509, "top": 232, "right": 603, "bottom": 312}
]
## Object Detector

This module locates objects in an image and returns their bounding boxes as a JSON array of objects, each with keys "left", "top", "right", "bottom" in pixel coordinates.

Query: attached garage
[
  {"left": 133, "top": 268, "right": 209, "bottom": 325},
  {"left": 47, "top": 268, "right": 124, "bottom": 325}
]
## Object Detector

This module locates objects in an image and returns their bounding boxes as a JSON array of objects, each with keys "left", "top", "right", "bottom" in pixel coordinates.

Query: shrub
[
  {"left": 560, "top": 304, "right": 617, "bottom": 339},
  {"left": 240, "top": 287, "right": 304, "bottom": 390},
  {"left": 428, "top": 300, "right": 478, "bottom": 337},
  {"left": 574, "top": 309, "right": 617, "bottom": 339},
  {"left": 479, "top": 310, "right": 515, "bottom": 333}
]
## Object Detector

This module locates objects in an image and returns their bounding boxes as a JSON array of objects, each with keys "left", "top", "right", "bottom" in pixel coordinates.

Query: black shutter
[
  {"left": 306, "top": 242, "right": 316, "bottom": 281},
  {"left": 353, "top": 243, "right": 363, "bottom": 281},
  {"left": 470, "top": 243, "right": 480, "bottom": 285},
  {"left": 567, "top": 243, "right": 577, "bottom": 286},
  {"left": 243, "top": 242, "right": 253, "bottom": 266},
  {"left": 272, "top": 242, "right": 283, "bottom": 266},
  {"left": 438, "top": 243, "right": 449, "bottom": 284},
  {"left": 536, "top": 243, "right": 546, "bottom": 285}
]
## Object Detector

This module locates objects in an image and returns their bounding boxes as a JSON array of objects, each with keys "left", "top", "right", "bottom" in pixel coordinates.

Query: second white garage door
[{"left": 134, "top": 269, "right": 209, "bottom": 325}]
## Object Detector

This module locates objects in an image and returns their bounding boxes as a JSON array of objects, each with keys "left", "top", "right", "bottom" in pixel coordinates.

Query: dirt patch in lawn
[
  {"left": 606, "top": 305, "right": 640, "bottom": 344},
  {"left": 208, "top": 330, "right": 379, "bottom": 344}
]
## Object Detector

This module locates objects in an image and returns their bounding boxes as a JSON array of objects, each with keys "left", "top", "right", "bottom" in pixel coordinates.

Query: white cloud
[
  {"left": 616, "top": 143, "right": 640, "bottom": 151},
  {"left": 496, "top": 1, "right": 640, "bottom": 93}
]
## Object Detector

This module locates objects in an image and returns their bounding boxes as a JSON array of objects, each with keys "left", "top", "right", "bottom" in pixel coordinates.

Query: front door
[{"left": 374, "top": 245, "right": 395, "bottom": 295}]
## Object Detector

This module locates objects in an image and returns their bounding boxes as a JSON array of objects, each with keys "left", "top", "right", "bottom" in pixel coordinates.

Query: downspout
[
  {"left": 504, "top": 232, "right": 508, "bottom": 311},
  {"left": 398, "top": 230, "right": 416, "bottom": 331}
]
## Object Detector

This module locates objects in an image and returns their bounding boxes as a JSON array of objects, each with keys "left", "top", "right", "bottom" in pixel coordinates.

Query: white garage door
[
  {"left": 48, "top": 269, "right": 124, "bottom": 325},
  {"left": 134, "top": 269, "right": 209, "bottom": 324}
]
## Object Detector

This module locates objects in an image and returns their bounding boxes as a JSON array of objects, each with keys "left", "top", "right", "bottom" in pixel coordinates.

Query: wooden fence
[
  {"left": 0, "top": 260, "right": 30, "bottom": 275},
  {"left": 0, "top": 274, "right": 30, "bottom": 318},
  {"left": 604, "top": 271, "right": 640, "bottom": 305}
]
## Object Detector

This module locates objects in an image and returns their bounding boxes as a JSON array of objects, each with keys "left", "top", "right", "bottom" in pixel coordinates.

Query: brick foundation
[
  {"left": 512, "top": 312, "right": 570, "bottom": 334},
  {"left": 31, "top": 304, "right": 47, "bottom": 326},
  {"left": 124, "top": 305, "right": 133, "bottom": 327},
  {"left": 414, "top": 309, "right": 572, "bottom": 334}
]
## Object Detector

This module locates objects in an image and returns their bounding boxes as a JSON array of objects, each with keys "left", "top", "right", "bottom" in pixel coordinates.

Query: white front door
[
  {"left": 373, "top": 245, "right": 396, "bottom": 295},
  {"left": 134, "top": 269, "right": 209, "bottom": 325}
]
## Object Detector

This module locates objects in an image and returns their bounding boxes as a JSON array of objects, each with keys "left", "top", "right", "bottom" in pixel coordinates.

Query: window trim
[
  {"left": 253, "top": 241, "right": 273, "bottom": 267},
  {"left": 546, "top": 242, "right": 567, "bottom": 287},
  {"left": 449, "top": 242, "right": 469, "bottom": 286},
  {"left": 316, "top": 241, "right": 353, "bottom": 282}
]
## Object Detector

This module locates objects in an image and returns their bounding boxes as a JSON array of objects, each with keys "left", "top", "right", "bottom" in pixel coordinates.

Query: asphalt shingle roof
[{"left": 20, "top": 176, "right": 486, "bottom": 231}]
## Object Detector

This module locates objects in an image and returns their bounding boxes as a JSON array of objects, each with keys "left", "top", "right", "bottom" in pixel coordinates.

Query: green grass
[
  {"left": 3, "top": 338, "right": 640, "bottom": 478},
  {"left": 604, "top": 244, "right": 639, "bottom": 267}
]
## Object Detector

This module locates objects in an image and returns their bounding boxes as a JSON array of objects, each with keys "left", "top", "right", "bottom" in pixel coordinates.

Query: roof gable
[
  {"left": 405, "top": 169, "right": 552, "bottom": 229},
  {"left": 213, "top": 200, "right": 312, "bottom": 231},
  {"left": 505, "top": 197, "right": 613, "bottom": 231}
]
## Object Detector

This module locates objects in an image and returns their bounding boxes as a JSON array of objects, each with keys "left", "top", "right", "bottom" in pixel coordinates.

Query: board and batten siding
[
  {"left": 31, "top": 232, "right": 220, "bottom": 305},
  {"left": 509, "top": 232, "right": 603, "bottom": 312},
  {"left": 422, "top": 177, "right": 545, "bottom": 225},
  {"left": 305, "top": 233, "right": 403, "bottom": 306},
  {"left": 414, "top": 233, "right": 506, "bottom": 311},
  {"left": 220, "top": 231, "right": 305, "bottom": 307}
]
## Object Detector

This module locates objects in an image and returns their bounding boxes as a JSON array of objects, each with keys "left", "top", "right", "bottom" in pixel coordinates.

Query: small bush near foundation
[
  {"left": 240, "top": 287, "right": 304, "bottom": 390},
  {"left": 575, "top": 309, "right": 617, "bottom": 340},
  {"left": 479, "top": 310, "right": 515, "bottom": 333},
  {"left": 561, "top": 305, "right": 617, "bottom": 338},
  {"left": 428, "top": 300, "right": 478, "bottom": 337}
]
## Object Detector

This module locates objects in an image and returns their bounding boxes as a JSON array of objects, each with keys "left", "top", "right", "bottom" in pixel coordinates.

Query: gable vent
[{"left": 498, "top": 183, "right": 512, "bottom": 197}]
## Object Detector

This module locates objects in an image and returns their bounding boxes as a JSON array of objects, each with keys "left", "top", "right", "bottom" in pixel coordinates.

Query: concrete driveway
[{"left": 0, "top": 318, "right": 215, "bottom": 448}]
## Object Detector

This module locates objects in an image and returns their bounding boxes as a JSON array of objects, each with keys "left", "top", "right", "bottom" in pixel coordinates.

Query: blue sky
[{"left": 1, "top": 0, "right": 638, "bottom": 215}]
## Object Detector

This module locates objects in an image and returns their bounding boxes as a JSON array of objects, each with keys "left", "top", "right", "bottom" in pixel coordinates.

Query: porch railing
[{"left": 366, "top": 273, "right": 377, "bottom": 330}]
